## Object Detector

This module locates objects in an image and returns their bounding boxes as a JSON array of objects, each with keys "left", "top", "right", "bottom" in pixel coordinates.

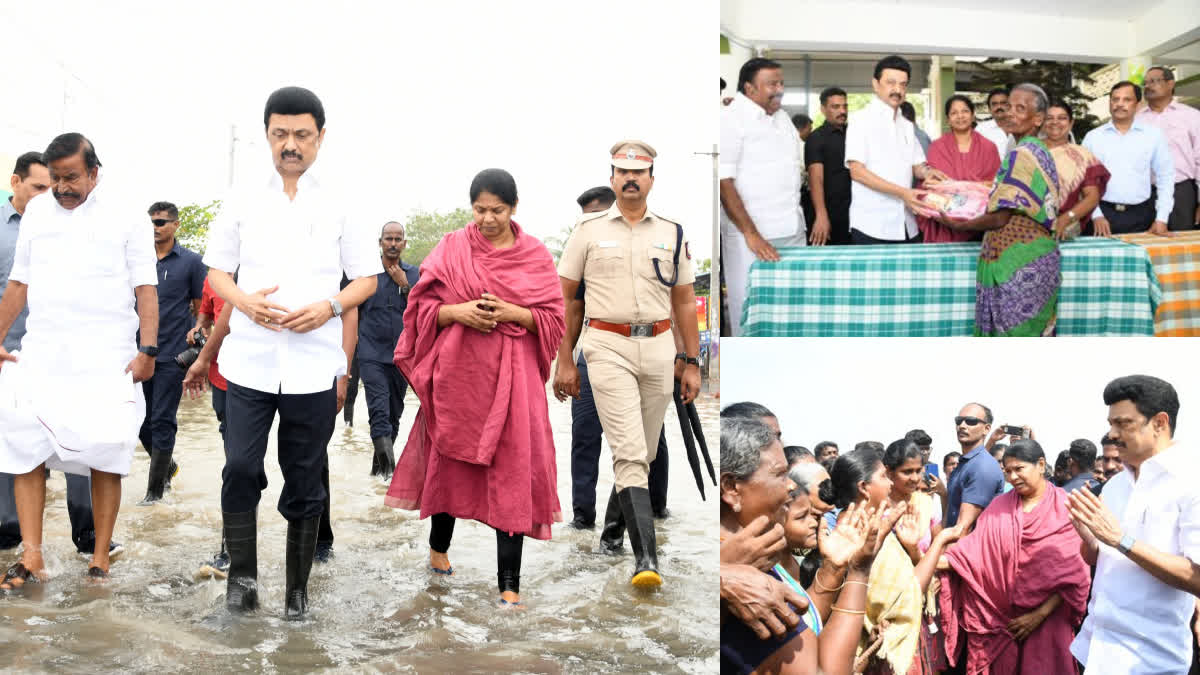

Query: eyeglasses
[
  {"left": 1143, "top": 78, "right": 1168, "bottom": 86},
  {"left": 151, "top": 218, "right": 177, "bottom": 227},
  {"left": 954, "top": 416, "right": 987, "bottom": 426}
]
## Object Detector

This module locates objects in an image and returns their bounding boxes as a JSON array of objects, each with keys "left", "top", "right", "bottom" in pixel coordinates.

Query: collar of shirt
[
  {"left": 1, "top": 197, "right": 18, "bottom": 225},
  {"left": 604, "top": 201, "right": 657, "bottom": 227},
  {"left": 159, "top": 240, "right": 185, "bottom": 260},
  {"left": 867, "top": 95, "right": 899, "bottom": 121},
  {"left": 266, "top": 163, "right": 321, "bottom": 193},
  {"left": 731, "top": 91, "right": 771, "bottom": 122},
  {"left": 1099, "top": 119, "right": 1149, "bottom": 135},
  {"left": 960, "top": 443, "right": 987, "bottom": 461}
]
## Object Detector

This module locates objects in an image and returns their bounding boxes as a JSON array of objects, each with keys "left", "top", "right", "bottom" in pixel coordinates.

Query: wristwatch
[
  {"left": 684, "top": 356, "right": 700, "bottom": 367},
  {"left": 1117, "top": 534, "right": 1136, "bottom": 555},
  {"left": 328, "top": 298, "right": 343, "bottom": 317},
  {"left": 1066, "top": 210, "right": 1078, "bottom": 223},
  {"left": 138, "top": 345, "right": 159, "bottom": 357},
  {"left": 674, "top": 352, "right": 687, "bottom": 362}
]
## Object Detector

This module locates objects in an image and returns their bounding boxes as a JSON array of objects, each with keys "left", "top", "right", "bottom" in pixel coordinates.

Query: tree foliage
[
  {"left": 964, "top": 59, "right": 1103, "bottom": 142},
  {"left": 401, "top": 207, "right": 473, "bottom": 265},
  {"left": 176, "top": 200, "right": 221, "bottom": 255}
]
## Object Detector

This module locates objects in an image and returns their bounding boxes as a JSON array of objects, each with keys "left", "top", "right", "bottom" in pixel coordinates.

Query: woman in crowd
[
  {"left": 827, "top": 448, "right": 962, "bottom": 674},
  {"left": 385, "top": 168, "right": 566, "bottom": 607},
  {"left": 720, "top": 416, "right": 882, "bottom": 675},
  {"left": 938, "top": 439, "right": 1090, "bottom": 674},
  {"left": 1042, "top": 99, "right": 1111, "bottom": 238},
  {"left": 918, "top": 95, "right": 1001, "bottom": 243},
  {"left": 939, "top": 83, "right": 1064, "bottom": 336}
]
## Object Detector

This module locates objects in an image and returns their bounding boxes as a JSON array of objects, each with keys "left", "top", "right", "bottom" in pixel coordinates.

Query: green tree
[
  {"left": 544, "top": 223, "right": 575, "bottom": 264},
  {"left": 402, "top": 207, "right": 473, "bottom": 265},
  {"left": 964, "top": 59, "right": 1103, "bottom": 142},
  {"left": 697, "top": 257, "right": 711, "bottom": 274},
  {"left": 176, "top": 200, "right": 221, "bottom": 255}
]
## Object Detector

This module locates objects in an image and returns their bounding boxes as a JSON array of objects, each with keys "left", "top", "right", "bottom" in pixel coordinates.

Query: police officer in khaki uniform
[{"left": 554, "top": 140, "right": 702, "bottom": 589}]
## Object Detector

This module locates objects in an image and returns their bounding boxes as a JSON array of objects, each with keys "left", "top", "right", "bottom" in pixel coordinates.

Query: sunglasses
[
  {"left": 954, "top": 416, "right": 987, "bottom": 426},
  {"left": 151, "top": 218, "right": 177, "bottom": 227}
]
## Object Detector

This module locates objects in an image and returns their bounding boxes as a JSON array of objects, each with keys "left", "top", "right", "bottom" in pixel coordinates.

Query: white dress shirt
[
  {"left": 1070, "top": 442, "right": 1200, "bottom": 674},
  {"left": 975, "top": 119, "right": 1014, "bottom": 161},
  {"left": 203, "top": 167, "right": 382, "bottom": 395},
  {"left": 844, "top": 96, "right": 925, "bottom": 240},
  {"left": 719, "top": 92, "right": 804, "bottom": 240}
]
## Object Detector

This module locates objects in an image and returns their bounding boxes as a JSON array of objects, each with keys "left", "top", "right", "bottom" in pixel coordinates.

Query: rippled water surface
[{"left": 0, "top": 379, "right": 718, "bottom": 673}]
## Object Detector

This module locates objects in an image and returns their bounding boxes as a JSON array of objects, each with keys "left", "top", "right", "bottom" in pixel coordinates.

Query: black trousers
[
  {"left": 359, "top": 360, "right": 409, "bottom": 441},
  {"left": 139, "top": 360, "right": 186, "bottom": 458},
  {"left": 343, "top": 350, "right": 360, "bottom": 422},
  {"left": 570, "top": 354, "right": 668, "bottom": 522},
  {"left": 1167, "top": 180, "right": 1199, "bottom": 232},
  {"left": 850, "top": 228, "right": 921, "bottom": 245},
  {"left": 428, "top": 512, "right": 524, "bottom": 591},
  {"left": 1099, "top": 198, "right": 1155, "bottom": 234},
  {"left": 211, "top": 384, "right": 228, "bottom": 441},
  {"left": 221, "top": 380, "right": 336, "bottom": 520}
]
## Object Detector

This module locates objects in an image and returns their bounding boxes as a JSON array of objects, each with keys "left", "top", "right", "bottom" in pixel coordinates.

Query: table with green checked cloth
[{"left": 741, "top": 239, "right": 1161, "bottom": 336}]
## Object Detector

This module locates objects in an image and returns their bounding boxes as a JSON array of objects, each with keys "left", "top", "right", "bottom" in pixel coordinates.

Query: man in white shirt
[
  {"left": 845, "top": 55, "right": 947, "bottom": 244},
  {"left": 1068, "top": 375, "right": 1200, "bottom": 675},
  {"left": 719, "top": 57, "right": 806, "bottom": 336},
  {"left": 0, "top": 133, "right": 158, "bottom": 587},
  {"left": 204, "top": 87, "right": 381, "bottom": 619},
  {"left": 976, "top": 88, "right": 1015, "bottom": 162}
]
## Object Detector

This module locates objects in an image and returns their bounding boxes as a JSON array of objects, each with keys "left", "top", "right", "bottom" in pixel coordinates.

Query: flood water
[{"left": 0, "top": 378, "right": 719, "bottom": 673}]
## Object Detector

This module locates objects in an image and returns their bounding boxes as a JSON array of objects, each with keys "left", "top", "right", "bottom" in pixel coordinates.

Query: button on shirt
[
  {"left": 719, "top": 92, "right": 805, "bottom": 240},
  {"left": 944, "top": 443, "right": 1004, "bottom": 527},
  {"left": 1070, "top": 443, "right": 1200, "bottom": 675},
  {"left": 9, "top": 185, "right": 156, "bottom": 376},
  {"left": 1082, "top": 120, "right": 1175, "bottom": 222},
  {"left": 202, "top": 168, "right": 382, "bottom": 395},
  {"left": 557, "top": 203, "right": 695, "bottom": 324},
  {"left": 357, "top": 263, "right": 418, "bottom": 364},
  {"left": 1135, "top": 100, "right": 1200, "bottom": 185},
  {"left": 148, "top": 241, "right": 205, "bottom": 362},
  {"left": 0, "top": 198, "right": 28, "bottom": 352},
  {"left": 844, "top": 96, "right": 926, "bottom": 240}
]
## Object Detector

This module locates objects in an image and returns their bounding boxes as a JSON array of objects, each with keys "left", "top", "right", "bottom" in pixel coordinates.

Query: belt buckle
[
  {"left": 629, "top": 323, "right": 653, "bottom": 338},
  {"left": 1115, "top": 204, "right": 1126, "bottom": 212}
]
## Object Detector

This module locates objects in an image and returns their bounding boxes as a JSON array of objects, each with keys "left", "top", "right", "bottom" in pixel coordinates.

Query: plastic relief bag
[{"left": 911, "top": 181, "right": 992, "bottom": 220}]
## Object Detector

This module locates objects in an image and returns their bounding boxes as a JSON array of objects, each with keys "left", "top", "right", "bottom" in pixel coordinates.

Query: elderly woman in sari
[
  {"left": 1043, "top": 99, "right": 1111, "bottom": 238},
  {"left": 720, "top": 416, "right": 882, "bottom": 675},
  {"left": 939, "top": 83, "right": 1065, "bottom": 336},
  {"left": 385, "top": 168, "right": 566, "bottom": 607},
  {"left": 827, "top": 447, "right": 962, "bottom": 674},
  {"left": 918, "top": 95, "right": 1001, "bottom": 243},
  {"left": 937, "top": 440, "right": 1090, "bottom": 674}
]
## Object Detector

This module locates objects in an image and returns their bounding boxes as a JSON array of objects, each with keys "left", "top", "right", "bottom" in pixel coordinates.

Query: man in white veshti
[{"left": 0, "top": 133, "right": 158, "bottom": 587}]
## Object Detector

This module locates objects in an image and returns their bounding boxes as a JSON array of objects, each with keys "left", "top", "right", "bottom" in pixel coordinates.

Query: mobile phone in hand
[{"left": 1002, "top": 425, "right": 1024, "bottom": 437}]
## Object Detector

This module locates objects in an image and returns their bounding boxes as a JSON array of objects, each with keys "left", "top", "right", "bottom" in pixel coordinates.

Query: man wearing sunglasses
[
  {"left": 934, "top": 403, "right": 1004, "bottom": 538},
  {"left": 137, "top": 202, "right": 205, "bottom": 504}
]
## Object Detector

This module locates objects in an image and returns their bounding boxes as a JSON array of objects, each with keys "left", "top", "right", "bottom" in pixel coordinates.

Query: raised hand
[
  {"left": 819, "top": 502, "right": 868, "bottom": 568},
  {"left": 895, "top": 507, "right": 921, "bottom": 551}
]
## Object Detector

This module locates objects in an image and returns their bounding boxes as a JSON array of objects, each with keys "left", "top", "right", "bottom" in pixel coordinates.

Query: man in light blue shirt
[{"left": 1082, "top": 80, "right": 1175, "bottom": 236}]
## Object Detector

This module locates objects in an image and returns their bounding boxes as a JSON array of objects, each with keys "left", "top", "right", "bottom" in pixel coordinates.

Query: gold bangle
[
  {"left": 831, "top": 606, "right": 867, "bottom": 615},
  {"left": 814, "top": 568, "right": 845, "bottom": 593}
]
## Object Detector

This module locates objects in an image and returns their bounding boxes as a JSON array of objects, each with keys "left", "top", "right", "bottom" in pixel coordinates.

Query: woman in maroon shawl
[
  {"left": 385, "top": 168, "right": 566, "bottom": 607},
  {"left": 937, "top": 440, "right": 1090, "bottom": 674},
  {"left": 918, "top": 95, "right": 1002, "bottom": 243}
]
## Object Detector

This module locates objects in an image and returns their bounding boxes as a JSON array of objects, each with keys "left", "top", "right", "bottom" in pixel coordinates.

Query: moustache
[
  {"left": 623, "top": 182, "right": 640, "bottom": 191},
  {"left": 53, "top": 190, "right": 80, "bottom": 201},
  {"left": 281, "top": 151, "right": 303, "bottom": 161}
]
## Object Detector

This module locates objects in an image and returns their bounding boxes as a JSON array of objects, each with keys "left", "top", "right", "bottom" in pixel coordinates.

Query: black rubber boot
[
  {"left": 284, "top": 517, "right": 320, "bottom": 620},
  {"left": 166, "top": 460, "right": 179, "bottom": 492},
  {"left": 223, "top": 509, "right": 259, "bottom": 612},
  {"left": 599, "top": 487, "right": 625, "bottom": 553},
  {"left": 139, "top": 450, "right": 172, "bottom": 504},
  {"left": 619, "top": 487, "right": 662, "bottom": 588},
  {"left": 372, "top": 436, "right": 395, "bottom": 479}
]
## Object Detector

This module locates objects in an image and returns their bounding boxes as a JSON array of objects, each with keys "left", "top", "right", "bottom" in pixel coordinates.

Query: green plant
[{"left": 176, "top": 200, "right": 221, "bottom": 255}]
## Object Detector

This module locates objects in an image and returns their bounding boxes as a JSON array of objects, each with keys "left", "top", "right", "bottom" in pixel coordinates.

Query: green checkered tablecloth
[{"left": 741, "top": 239, "right": 1161, "bottom": 336}]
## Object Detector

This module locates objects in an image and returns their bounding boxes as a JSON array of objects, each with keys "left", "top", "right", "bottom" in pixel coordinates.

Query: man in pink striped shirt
[{"left": 1137, "top": 66, "right": 1200, "bottom": 231}]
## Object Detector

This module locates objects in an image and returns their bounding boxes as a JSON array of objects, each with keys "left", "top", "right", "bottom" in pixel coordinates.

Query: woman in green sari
[{"left": 940, "top": 83, "right": 1069, "bottom": 336}]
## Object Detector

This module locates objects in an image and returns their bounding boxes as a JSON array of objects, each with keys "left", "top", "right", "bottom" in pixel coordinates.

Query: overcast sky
[
  {"left": 721, "top": 338, "right": 1198, "bottom": 465},
  {"left": 0, "top": 1, "right": 717, "bottom": 260}
]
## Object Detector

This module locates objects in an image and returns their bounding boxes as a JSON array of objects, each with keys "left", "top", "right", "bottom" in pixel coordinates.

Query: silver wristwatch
[
  {"left": 328, "top": 298, "right": 343, "bottom": 317},
  {"left": 1117, "top": 534, "right": 1136, "bottom": 555}
]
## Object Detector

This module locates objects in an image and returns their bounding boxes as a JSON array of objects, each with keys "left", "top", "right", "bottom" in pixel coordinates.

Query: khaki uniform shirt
[{"left": 558, "top": 203, "right": 695, "bottom": 324}]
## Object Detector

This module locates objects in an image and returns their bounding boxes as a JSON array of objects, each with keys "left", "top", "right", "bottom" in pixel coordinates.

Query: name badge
[
  {"left": 597, "top": 241, "right": 619, "bottom": 248},
  {"left": 654, "top": 242, "right": 673, "bottom": 251}
]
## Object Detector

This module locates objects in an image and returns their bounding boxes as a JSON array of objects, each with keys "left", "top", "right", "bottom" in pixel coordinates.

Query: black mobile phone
[{"left": 1003, "top": 425, "right": 1025, "bottom": 437}]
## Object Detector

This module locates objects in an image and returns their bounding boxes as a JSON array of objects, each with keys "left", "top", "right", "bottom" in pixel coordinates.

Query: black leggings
[{"left": 428, "top": 513, "right": 524, "bottom": 593}]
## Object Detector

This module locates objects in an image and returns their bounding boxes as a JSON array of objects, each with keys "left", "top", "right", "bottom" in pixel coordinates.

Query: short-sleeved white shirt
[
  {"left": 203, "top": 167, "right": 382, "bottom": 395},
  {"left": 976, "top": 120, "right": 1014, "bottom": 162},
  {"left": 719, "top": 92, "right": 804, "bottom": 240},
  {"left": 844, "top": 96, "right": 925, "bottom": 240},
  {"left": 1070, "top": 442, "right": 1200, "bottom": 674}
]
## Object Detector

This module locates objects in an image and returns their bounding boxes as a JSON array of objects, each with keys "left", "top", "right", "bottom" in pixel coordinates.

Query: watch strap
[
  {"left": 138, "top": 345, "right": 159, "bottom": 357},
  {"left": 1118, "top": 534, "right": 1136, "bottom": 554}
]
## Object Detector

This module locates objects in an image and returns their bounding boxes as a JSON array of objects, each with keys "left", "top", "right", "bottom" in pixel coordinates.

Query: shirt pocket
[
  {"left": 642, "top": 246, "right": 676, "bottom": 284},
  {"left": 586, "top": 243, "right": 626, "bottom": 279},
  {"left": 1140, "top": 505, "right": 1181, "bottom": 553},
  {"left": 80, "top": 230, "right": 126, "bottom": 278}
]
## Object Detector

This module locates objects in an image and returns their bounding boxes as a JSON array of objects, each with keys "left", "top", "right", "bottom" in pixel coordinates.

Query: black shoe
[
  {"left": 223, "top": 509, "right": 259, "bottom": 612},
  {"left": 371, "top": 436, "right": 395, "bottom": 479},
  {"left": 653, "top": 507, "right": 671, "bottom": 520},
  {"left": 314, "top": 542, "right": 334, "bottom": 564},
  {"left": 599, "top": 487, "right": 625, "bottom": 552},
  {"left": 139, "top": 450, "right": 172, "bottom": 504},
  {"left": 570, "top": 515, "right": 595, "bottom": 530},
  {"left": 285, "top": 517, "right": 320, "bottom": 620},
  {"left": 166, "top": 461, "right": 179, "bottom": 491},
  {"left": 619, "top": 487, "right": 662, "bottom": 588}
]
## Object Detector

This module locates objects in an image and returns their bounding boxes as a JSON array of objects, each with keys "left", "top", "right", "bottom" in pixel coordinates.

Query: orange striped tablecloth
[{"left": 1120, "top": 231, "right": 1200, "bottom": 336}]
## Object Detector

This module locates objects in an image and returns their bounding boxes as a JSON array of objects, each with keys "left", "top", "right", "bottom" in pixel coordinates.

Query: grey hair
[
  {"left": 721, "top": 416, "right": 777, "bottom": 480},
  {"left": 1012, "top": 82, "right": 1049, "bottom": 115},
  {"left": 788, "top": 463, "right": 827, "bottom": 496}
]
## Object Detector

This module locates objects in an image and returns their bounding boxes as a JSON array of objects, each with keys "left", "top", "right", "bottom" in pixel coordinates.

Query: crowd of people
[
  {"left": 720, "top": 374, "right": 1200, "bottom": 674},
  {"left": 721, "top": 53, "right": 1200, "bottom": 336},
  {"left": 0, "top": 86, "right": 706, "bottom": 617}
]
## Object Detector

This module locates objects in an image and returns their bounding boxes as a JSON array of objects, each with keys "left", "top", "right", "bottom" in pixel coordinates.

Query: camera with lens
[{"left": 175, "top": 330, "right": 207, "bottom": 369}]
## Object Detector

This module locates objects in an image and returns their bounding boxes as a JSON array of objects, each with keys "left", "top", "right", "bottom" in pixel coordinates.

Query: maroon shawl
[
  {"left": 938, "top": 487, "right": 1090, "bottom": 674},
  {"left": 919, "top": 131, "right": 1002, "bottom": 243},
  {"left": 384, "top": 221, "right": 565, "bottom": 538}
]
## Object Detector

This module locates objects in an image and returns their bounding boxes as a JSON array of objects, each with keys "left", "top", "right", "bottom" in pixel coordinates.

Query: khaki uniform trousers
[{"left": 580, "top": 327, "right": 673, "bottom": 491}]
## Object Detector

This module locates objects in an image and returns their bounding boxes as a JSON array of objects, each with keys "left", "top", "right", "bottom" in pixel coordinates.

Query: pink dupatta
[
  {"left": 938, "top": 487, "right": 1090, "bottom": 674},
  {"left": 918, "top": 131, "right": 1001, "bottom": 243}
]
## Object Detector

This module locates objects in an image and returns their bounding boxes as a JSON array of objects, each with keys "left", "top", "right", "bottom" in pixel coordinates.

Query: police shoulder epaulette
[{"left": 574, "top": 210, "right": 610, "bottom": 227}]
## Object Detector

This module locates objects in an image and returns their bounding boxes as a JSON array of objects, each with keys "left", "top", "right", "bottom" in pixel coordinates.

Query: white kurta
[{"left": 0, "top": 183, "right": 156, "bottom": 477}]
